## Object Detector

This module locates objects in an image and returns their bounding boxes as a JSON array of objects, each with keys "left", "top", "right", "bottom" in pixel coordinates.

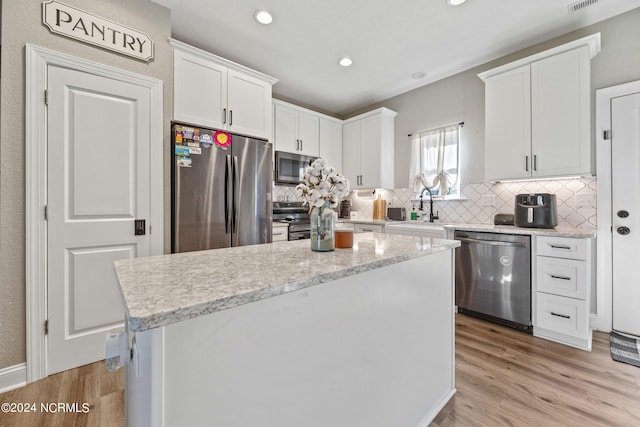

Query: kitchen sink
[{"left": 385, "top": 222, "right": 449, "bottom": 238}]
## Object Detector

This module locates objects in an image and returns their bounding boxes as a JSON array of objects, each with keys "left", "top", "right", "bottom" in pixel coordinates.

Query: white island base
[{"left": 125, "top": 248, "right": 455, "bottom": 427}]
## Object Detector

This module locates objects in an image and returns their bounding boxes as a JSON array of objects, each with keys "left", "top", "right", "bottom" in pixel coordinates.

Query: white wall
[{"left": 0, "top": 0, "right": 172, "bottom": 370}]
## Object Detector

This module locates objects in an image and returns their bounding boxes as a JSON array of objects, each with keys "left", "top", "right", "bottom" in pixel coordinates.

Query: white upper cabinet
[
  {"left": 319, "top": 117, "right": 343, "bottom": 173},
  {"left": 227, "top": 69, "right": 274, "bottom": 139},
  {"left": 479, "top": 34, "right": 600, "bottom": 181},
  {"left": 273, "top": 100, "right": 319, "bottom": 156},
  {"left": 531, "top": 47, "right": 591, "bottom": 177},
  {"left": 342, "top": 120, "right": 361, "bottom": 186},
  {"left": 484, "top": 65, "right": 531, "bottom": 181},
  {"left": 173, "top": 48, "right": 227, "bottom": 130},
  {"left": 342, "top": 108, "right": 396, "bottom": 189},
  {"left": 171, "top": 39, "right": 277, "bottom": 140}
]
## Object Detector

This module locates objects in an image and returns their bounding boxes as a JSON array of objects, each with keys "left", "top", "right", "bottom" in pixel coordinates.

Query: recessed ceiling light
[
  {"left": 339, "top": 57, "right": 353, "bottom": 67},
  {"left": 447, "top": 0, "right": 467, "bottom": 5},
  {"left": 255, "top": 10, "right": 273, "bottom": 25},
  {"left": 411, "top": 72, "right": 427, "bottom": 79}
]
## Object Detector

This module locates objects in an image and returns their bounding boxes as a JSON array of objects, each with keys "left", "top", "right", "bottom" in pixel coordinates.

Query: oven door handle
[{"left": 456, "top": 237, "right": 528, "bottom": 248}]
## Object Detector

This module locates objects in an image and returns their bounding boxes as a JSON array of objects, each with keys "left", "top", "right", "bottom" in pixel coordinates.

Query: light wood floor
[
  {"left": 1, "top": 314, "right": 639, "bottom": 427},
  {"left": 0, "top": 361, "right": 123, "bottom": 427},
  {"left": 433, "top": 315, "right": 640, "bottom": 426}
]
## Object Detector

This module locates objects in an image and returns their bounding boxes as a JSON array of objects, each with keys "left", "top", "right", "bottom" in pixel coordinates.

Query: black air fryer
[{"left": 514, "top": 193, "right": 558, "bottom": 228}]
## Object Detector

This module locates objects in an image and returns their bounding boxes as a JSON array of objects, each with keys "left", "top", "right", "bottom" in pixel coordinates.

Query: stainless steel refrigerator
[{"left": 171, "top": 124, "right": 272, "bottom": 253}]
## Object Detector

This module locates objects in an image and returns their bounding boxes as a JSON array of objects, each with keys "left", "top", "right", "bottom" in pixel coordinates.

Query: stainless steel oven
[
  {"left": 454, "top": 230, "right": 532, "bottom": 333},
  {"left": 273, "top": 202, "right": 310, "bottom": 240},
  {"left": 274, "top": 151, "right": 317, "bottom": 185}
]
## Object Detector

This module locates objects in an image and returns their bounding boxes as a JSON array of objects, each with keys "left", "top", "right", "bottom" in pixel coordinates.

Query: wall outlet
[
  {"left": 482, "top": 195, "right": 495, "bottom": 207},
  {"left": 575, "top": 192, "right": 596, "bottom": 208}
]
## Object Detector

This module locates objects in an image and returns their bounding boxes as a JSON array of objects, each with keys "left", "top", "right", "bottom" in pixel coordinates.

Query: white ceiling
[{"left": 152, "top": 0, "right": 640, "bottom": 117}]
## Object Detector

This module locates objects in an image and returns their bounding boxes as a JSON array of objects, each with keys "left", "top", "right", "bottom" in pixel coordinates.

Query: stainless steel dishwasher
[{"left": 454, "top": 230, "right": 532, "bottom": 332}]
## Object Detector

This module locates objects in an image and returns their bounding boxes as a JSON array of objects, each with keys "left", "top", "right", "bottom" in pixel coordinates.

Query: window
[{"left": 408, "top": 123, "right": 461, "bottom": 198}]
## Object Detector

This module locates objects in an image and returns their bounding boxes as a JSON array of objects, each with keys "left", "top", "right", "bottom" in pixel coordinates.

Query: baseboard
[
  {"left": 417, "top": 388, "right": 457, "bottom": 427},
  {"left": 0, "top": 363, "right": 27, "bottom": 394}
]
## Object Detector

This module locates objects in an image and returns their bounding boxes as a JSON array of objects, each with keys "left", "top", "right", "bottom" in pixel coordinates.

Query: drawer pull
[
  {"left": 273, "top": 232, "right": 284, "bottom": 236},
  {"left": 550, "top": 312, "right": 571, "bottom": 319},
  {"left": 550, "top": 274, "right": 571, "bottom": 281},
  {"left": 361, "top": 228, "right": 373, "bottom": 232},
  {"left": 549, "top": 244, "right": 572, "bottom": 250}
]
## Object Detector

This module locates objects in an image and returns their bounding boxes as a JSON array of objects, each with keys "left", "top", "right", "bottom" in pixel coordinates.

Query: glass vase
[{"left": 310, "top": 202, "right": 335, "bottom": 252}]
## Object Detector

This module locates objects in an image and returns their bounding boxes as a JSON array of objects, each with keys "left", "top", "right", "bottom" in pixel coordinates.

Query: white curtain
[{"left": 409, "top": 124, "right": 460, "bottom": 195}]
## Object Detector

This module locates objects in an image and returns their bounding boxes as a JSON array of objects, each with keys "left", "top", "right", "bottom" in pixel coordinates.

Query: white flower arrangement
[{"left": 295, "top": 158, "right": 350, "bottom": 211}]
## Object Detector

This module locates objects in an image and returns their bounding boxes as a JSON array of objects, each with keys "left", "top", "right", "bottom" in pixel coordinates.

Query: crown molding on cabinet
[
  {"left": 169, "top": 38, "right": 278, "bottom": 86},
  {"left": 478, "top": 33, "right": 601, "bottom": 82}
]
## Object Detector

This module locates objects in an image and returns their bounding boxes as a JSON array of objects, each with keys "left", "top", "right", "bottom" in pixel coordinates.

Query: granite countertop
[
  {"left": 114, "top": 233, "right": 459, "bottom": 333},
  {"left": 442, "top": 223, "right": 596, "bottom": 238},
  {"left": 340, "top": 218, "right": 596, "bottom": 238}
]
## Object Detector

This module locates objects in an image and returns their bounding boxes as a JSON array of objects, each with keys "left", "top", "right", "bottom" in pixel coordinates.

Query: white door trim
[
  {"left": 25, "top": 44, "right": 164, "bottom": 383},
  {"left": 595, "top": 79, "right": 640, "bottom": 333}
]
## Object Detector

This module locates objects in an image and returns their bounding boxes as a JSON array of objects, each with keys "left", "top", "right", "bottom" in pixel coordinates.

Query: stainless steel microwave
[{"left": 274, "top": 151, "right": 317, "bottom": 185}]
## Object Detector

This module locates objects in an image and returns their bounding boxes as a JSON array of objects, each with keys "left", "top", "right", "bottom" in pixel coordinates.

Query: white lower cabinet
[
  {"left": 533, "top": 235, "right": 594, "bottom": 350},
  {"left": 272, "top": 222, "right": 288, "bottom": 242}
]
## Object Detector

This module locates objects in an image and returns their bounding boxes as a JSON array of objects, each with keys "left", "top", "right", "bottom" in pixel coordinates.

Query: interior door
[
  {"left": 612, "top": 91, "right": 640, "bottom": 336},
  {"left": 47, "top": 65, "right": 152, "bottom": 374}
]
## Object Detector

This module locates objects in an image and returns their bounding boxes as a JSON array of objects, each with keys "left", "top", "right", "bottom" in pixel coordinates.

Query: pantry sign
[{"left": 42, "top": 0, "right": 154, "bottom": 62}]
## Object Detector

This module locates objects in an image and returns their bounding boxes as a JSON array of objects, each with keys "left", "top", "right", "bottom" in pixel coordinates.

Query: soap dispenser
[{"left": 410, "top": 204, "right": 418, "bottom": 220}]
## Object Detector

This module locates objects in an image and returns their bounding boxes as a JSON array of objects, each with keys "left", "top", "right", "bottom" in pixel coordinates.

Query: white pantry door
[
  {"left": 612, "top": 91, "right": 640, "bottom": 337},
  {"left": 47, "top": 65, "right": 152, "bottom": 374}
]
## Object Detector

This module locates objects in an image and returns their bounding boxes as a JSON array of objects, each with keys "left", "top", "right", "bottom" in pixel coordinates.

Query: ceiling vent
[{"left": 568, "top": 0, "right": 599, "bottom": 14}]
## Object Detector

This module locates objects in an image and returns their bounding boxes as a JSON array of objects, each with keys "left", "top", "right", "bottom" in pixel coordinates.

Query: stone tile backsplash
[{"left": 273, "top": 177, "right": 597, "bottom": 229}]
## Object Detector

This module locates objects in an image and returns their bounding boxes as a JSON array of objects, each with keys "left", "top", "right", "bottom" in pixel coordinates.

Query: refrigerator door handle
[
  {"left": 232, "top": 155, "right": 239, "bottom": 233},
  {"left": 225, "top": 155, "right": 232, "bottom": 234}
]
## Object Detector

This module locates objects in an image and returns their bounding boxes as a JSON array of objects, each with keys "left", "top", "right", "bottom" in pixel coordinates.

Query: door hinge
[
  {"left": 603, "top": 130, "right": 611, "bottom": 140},
  {"left": 44, "top": 90, "right": 49, "bottom": 105},
  {"left": 44, "top": 205, "right": 48, "bottom": 221},
  {"left": 44, "top": 319, "right": 49, "bottom": 335}
]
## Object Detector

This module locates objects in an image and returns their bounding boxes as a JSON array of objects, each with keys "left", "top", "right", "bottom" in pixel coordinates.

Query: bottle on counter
[{"left": 410, "top": 205, "right": 418, "bottom": 220}]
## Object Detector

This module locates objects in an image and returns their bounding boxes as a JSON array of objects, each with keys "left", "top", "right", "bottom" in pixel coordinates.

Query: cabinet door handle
[
  {"left": 533, "top": 154, "right": 537, "bottom": 171},
  {"left": 525, "top": 155, "right": 529, "bottom": 172},
  {"left": 550, "top": 312, "right": 571, "bottom": 319},
  {"left": 550, "top": 275, "right": 571, "bottom": 281},
  {"left": 229, "top": 110, "right": 233, "bottom": 126},
  {"left": 223, "top": 108, "right": 227, "bottom": 124},
  {"left": 549, "top": 244, "right": 571, "bottom": 250},
  {"left": 300, "top": 140, "right": 303, "bottom": 151}
]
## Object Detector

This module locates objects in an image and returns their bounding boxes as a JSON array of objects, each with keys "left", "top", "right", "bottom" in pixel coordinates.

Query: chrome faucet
[{"left": 418, "top": 187, "right": 439, "bottom": 223}]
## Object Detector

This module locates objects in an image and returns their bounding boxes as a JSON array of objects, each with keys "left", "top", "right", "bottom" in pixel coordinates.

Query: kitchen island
[{"left": 114, "top": 233, "right": 459, "bottom": 427}]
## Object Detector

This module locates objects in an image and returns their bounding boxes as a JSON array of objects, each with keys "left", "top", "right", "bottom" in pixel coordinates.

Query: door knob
[
  {"left": 617, "top": 210, "right": 629, "bottom": 218},
  {"left": 617, "top": 226, "right": 631, "bottom": 236},
  {"left": 135, "top": 219, "right": 146, "bottom": 236}
]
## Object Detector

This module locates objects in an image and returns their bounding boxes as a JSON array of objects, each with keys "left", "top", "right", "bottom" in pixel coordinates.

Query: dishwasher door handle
[{"left": 457, "top": 237, "right": 528, "bottom": 248}]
